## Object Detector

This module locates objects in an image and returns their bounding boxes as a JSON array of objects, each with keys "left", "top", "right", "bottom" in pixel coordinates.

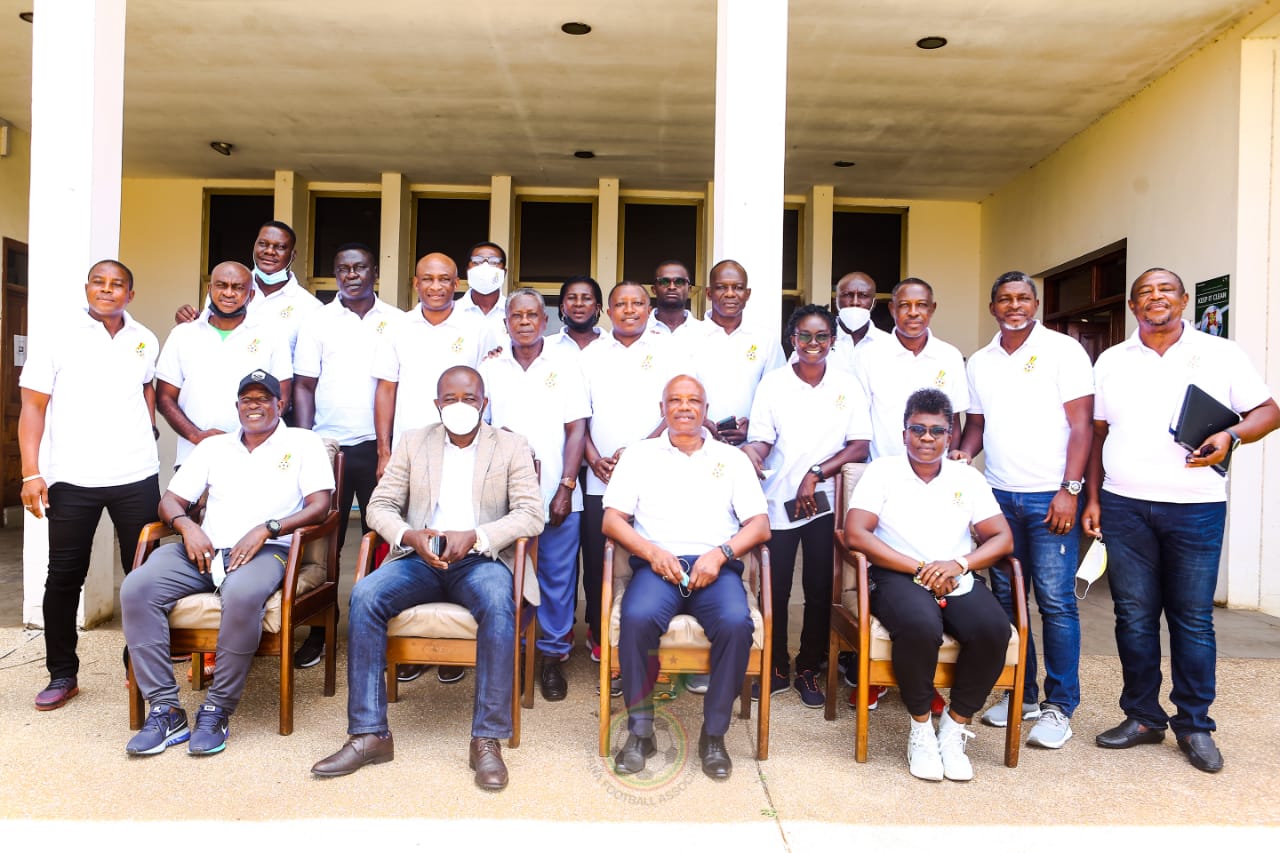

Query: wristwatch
[
  {"left": 1060, "top": 479, "right": 1083, "bottom": 496},
  {"left": 809, "top": 464, "right": 825, "bottom": 482},
  {"left": 265, "top": 519, "right": 282, "bottom": 537},
  {"left": 559, "top": 477, "right": 577, "bottom": 490},
  {"left": 1225, "top": 428, "right": 1242, "bottom": 451},
  {"left": 954, "top": 555, "right": 970, "bottom": 574},
  {"left": 719, "top": 543, "right": 736, "bottom": 562}
]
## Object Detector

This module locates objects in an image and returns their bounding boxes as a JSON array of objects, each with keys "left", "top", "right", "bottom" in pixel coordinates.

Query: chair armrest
[
  {"left": 756, "top": 544, "right": 772, "bottom": 622},
  {"left": 832, "top": 527, "right": 851, "bottom": 604},
  {"left": 993, "top": 556, "right": 1029, "bottom": 635},
  {"left": 281, "top": 509, "right": 342, "bottom": 599},
  {"left": 132, "top": 521, "right": 172, "bottom": 571},
  {"left": 512, "top": 537, "right": 530, "bottom": 602},
  {"left": 354, "top": 531, "right": 383, "bottom": 584}
]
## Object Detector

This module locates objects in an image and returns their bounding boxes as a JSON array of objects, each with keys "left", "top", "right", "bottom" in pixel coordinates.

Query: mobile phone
[
  {"left": 715, "top": 415, "right": 738, "bottom": 432},
  {"left": 428, "top": 534, "right": 448, "bottom": 556}
]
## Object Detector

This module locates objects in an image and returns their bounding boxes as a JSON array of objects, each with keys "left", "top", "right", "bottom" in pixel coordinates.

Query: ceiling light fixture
[
  {"left": 833, "top": 160, "right": 856, "bottom": 168},
  {"left": 561, "top": 22, "right": 591, "bottom": 36},
  {"left": 916, "top": 36, "right": 947, "bottom": 50},
  {"left": 209, "top": 141, "right": 234, "bottom": 156},
  {"left": 19, "top": 11, "right": 33, "bottom": 23},
  {"left": 573, "top": 150, "right": 595, "bottom": 159}
]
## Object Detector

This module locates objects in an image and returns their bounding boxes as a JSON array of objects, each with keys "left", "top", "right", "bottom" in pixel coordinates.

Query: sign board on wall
[{"left": 1194, "top": 275, "right": 1229, "bottom": 338}]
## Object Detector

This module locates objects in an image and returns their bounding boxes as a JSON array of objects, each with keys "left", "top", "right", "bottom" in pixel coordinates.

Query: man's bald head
[
  {"left": 211, "top": 261, "right": 252, "bottom": 285},
  {"left": 836, "top": 272, "right": 876, "bottom": 310}
]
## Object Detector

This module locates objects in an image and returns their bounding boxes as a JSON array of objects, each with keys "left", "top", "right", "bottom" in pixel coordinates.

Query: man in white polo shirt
[
  {"left": 372, "top": 252, "right": 485, "bottom": 475},
  {"left": 828, "top": 271, "right": 889, "bottom": 374},
  {"left": 1084, "top": 267, "right": 1279, "bottom": 774},
  {"left": 291, "top": 243, "right": 404, "bottom": 667},
  {"left": 603, "top": 375, "right": 769, "bottom": 780},
  {"left": 646, "top": 259, "right": 704, "bottom": 344},
  {"left": 955, "top": 271, "right": 1094, "bottom": 749},
  {"left": 156, "top": 261, "right": 294, "bottom": 467},
  {"left": 855, "top": 277, "right": 969, "bottom": 460},
  {"left": 121, "top": 370, "right": 333, "bottom": 757},
  {"left": 19, "top": 259, "right": 162, "bottom": 712},
  {"left": 479, "top": 289, "right": 589, "bottom": 701},
  {"left": 581, "top": 282, "right": 681, "bottom": 662},
  {"left": 455, "top": 241, "right": 510, "bottom": 355}
]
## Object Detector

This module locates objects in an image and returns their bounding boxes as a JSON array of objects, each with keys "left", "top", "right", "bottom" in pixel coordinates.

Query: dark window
[
  {"left": 781, "top": 208, "right": 799, "bottom": 291},
  {"left": 415, "top": 197, "right": 492, "bottom": 276},
  {"left": 1044, "top": 244, "right": 1128, "bottom": 363},
  {"left": 831, "top": 210, "right": 903, "bottom": 297},
  {"left": 206, "top": 194, "right": 273, "bottom": 274},
  {"left": 312, "top": 196, "right": 381, "bottom": 278},
  {"left": 518, "top": 201, "right": 593, "bottom": 283},
  {"left": 622, "top": 203, "right": 698, "bottom": 284}
]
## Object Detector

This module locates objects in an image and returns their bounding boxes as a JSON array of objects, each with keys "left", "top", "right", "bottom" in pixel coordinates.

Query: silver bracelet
[{"left": 22, "top": 474, "right": 44, "bottom": 483}]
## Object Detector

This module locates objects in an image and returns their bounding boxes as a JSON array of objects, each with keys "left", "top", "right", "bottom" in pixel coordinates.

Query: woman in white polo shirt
[
  {"left": 844, "top": 388, "right": 1013, "bottom": 782},
  {"left": 744, "top": 304, "right": 871, "bottom": 709}
]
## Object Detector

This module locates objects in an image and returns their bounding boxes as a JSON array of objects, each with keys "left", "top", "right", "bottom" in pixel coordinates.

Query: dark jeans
[
  {"left": 346, "top": 553, "right": 515, "bottom": 739},
  {"left": 618, "top": 558, "right": 752, "bottom": 737},
  {"left": 581, "top": 493, "right": 606, "bottom": 643},
  {"left": 769, "top": 514, "right": 834, "bottom": 674},
  {"left": 336, "top": 439, "right": 377, "bottom": 552},
  {"left": 1100, "top": 490, "right": 1226, "bottom": 737},
  {"left": 869, "top": 567, "right": 1009, "bottom": 719},
  {"left": 44, "top": 475, "right": 160, "bottom": 679}
]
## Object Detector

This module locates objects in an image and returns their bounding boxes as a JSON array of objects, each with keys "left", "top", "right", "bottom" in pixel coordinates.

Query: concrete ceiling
[{"left": 0, "top": 0, "right": 1268, "bottom": 200}]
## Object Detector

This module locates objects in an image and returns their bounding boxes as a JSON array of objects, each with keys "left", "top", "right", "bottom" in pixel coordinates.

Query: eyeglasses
[
  {"left": 655, "top": 277, "right": 690, "bottom": 287},
  {"left": 470, "top": 256, "right": 505, "bottom": 267},
  {"left": 794, "top": 331, "right": 832, "bottom": 344},
  {"left": 905, "top": 424, "right": 951, "bottom": 438},
  {"left": 335, "top": 263, "right": 371, "bottom": 276}
]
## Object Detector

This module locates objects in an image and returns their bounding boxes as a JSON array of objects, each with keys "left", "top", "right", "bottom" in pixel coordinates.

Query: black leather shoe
[
  {"left": 1095, "top": 718, "right": 1166, "bottom": 749},
  {"left": 1178, "top": 732, "right": 1224, "bottom": 773},
  {"left": 469, "top": 737, "right": 509, "bottom": 791},
  {"left": 698, "top": 727, "right": 733, "bottom": 780},
  {"left": 613, "top": 733, "right": 656, "bottom": 775},
  {"left": 540, "top": 660, "right": 567, "bottom": 701}
]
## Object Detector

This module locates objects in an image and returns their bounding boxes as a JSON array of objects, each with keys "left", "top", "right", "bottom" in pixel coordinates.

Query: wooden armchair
[
  {"left": 126, "top": 442, "right": 345, "bottom": 736},
  {"left": 825, "top": 462, "right": 1029, "bottom": 767},
  {"left": 597, "top": 538, "right": 774, "bottom": 760},
  {"left": 352, "top": 531, "right": 538, "bottom": 748}
]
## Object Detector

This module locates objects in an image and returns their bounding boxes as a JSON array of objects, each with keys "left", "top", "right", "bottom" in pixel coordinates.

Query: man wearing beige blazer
[{"left": 312, "top": 366, "right": 543, "bottom": 790}]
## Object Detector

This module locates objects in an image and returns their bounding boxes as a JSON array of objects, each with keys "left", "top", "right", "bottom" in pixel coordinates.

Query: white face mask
[
  {"left": 439, "top": 401, "right": 482, "bottom": 436},
  {"left": 467, "top": 264, "right": 505, "bottom": 296},
  {"left": 838, "top": 306, "right": 871, "bottom": 332},
  {"left": 253, "top": 266, "right": 291, "bottom": 286},
  {"left": 1075, "top": 537, "right": 1108, "bottom": 599}
]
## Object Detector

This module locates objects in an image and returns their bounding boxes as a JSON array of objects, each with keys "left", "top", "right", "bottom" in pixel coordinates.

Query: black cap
[{"left": 237, "top": 369, "right": 282, "bottom": 399}]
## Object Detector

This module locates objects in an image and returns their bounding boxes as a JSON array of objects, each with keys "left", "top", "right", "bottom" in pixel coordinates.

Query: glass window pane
[
  {"left": 207, "top": 194, "right": 273, "bottom": 274},
  {"left": 621, "top": 203, "right": 697, "bottom": 284},
  {"left": 781, "top": 208, "right": 799, "bottom": 291},
  {"left": 312, "top": 197, "right": 381, "bottom": 278},
  {"left": 1098, "top": 254, "right": 1126, "bottom": 299},
  {"left": 415, "top": 197, "right": 492, "bottom": 277},
  {"left": 518, "top": 201, "right": 593, "bottom": 283},
  {"left": 831, "top": 211, "right": 902, "bottom": 298},
  {"left": 1050, "top": 267, "right": 1093, "bottom": 314}
]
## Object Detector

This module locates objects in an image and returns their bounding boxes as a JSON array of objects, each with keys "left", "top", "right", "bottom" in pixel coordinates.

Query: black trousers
[
  {"left": 769, "top": 513, "right": 835, "bottom": 674},
  {"left": 869, "top": 566, "right": 1009, "bottom": 718},
  {"left": 44, "top": 475, "right": 160, "bottom": 679},
  {"left": 337, "top": 439, "right": 378, "bottom": 552},
  {"left": 581, "top": 493, "right": 606, "bottom": 643}
]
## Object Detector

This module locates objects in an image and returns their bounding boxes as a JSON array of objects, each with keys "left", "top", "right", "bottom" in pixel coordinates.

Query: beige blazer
[{"left": 366, "top": 422, "right": 545, "bottom": 603}]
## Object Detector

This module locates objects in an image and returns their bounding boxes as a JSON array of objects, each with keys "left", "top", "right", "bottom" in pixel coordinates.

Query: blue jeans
[
  {"left": 346, "top": 553, "right": 515, "bottom": 740},
  {"left": 991, "top": 488, "right": 1081, "bottom": 716},
  {"left": 1100, "top": 490, "right": 1226, "bottom": 737}
]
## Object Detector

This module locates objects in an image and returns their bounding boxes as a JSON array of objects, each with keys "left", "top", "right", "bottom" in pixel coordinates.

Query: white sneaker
[
  {"left": 938, "top": 709, "right": 975, "bottom": 781},
  {"left": 685, "top": 673, "right": 710, "bottom": 694},
  {"left": 1026, "top": 704, "right": 1073, "bottom": 749},
  {"left": 906, "top": 720, "right": 943, "bottom": 781},
  {"left": 980, "top": 693, "right": 1042, "bottom": 728}
]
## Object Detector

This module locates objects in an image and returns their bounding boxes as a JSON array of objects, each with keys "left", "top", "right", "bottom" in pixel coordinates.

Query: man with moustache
[
  {"left": 646, "top": 259, "right": 705, "bottom": 343},
  {"left": 311, "top": 366, "right": 544, "bottom": 789},
  {"left": 854, "top": 277, "right": 969, "bottom": 460},
  {"left": 1084, "top": 268, "right": 1279, "bottom": 773},
  {"left": 19, "top": 260, "right": 162, "bottom": 711},
  {"left": 954, "top": 271, "right": 1094, "bottom": 748},
  {"left": 156, "top": 261, "right": 294, "bottom": 468},
  {"left": 290, "top": 243, "right": 404, "bottom": 668}
]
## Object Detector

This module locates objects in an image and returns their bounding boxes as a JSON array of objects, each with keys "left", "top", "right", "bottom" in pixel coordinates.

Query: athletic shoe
[
  {"left": 937, "top": 709, "right": 975, "bottom": 781},
  {"left": 793, "top": 669, "right": 826, "bottom": 708},
  {"left": 293, "top": 632, "right": 325, "bottom": 669},
  {"left": 907, "top": 721, "right": 943, "bottom": 781},
  {"left": 751, "top": 667, "right": 790, "bottom": 702},
  {"left": 652, "top": 673, "right": 679, "bottom": 701},
  {"left": 1026, "top": 704, "right": 1073, "bottom": 749},
  {"left": 126, "top": 705, "right": 190, "bottom": 755},
  {"left": 837, "top": 651, "right": 856, "bottom": 687},
  {"left": 981, "top": 693, "right": 1042, "bottom": 728},
  {"left": 397, "top": 664, "right": 430, "bottom": 682},
  {"left": 595, "top": 674, "right": 623, "bottom": 697},
  {"left": 34, "top": 677, "right": 79, "bottom": 711},
  {"left": 587, "top": 631, "right": 601, "bottom": 663},
  {"left": 437, "top": 665, "right": 466, "bottom": 683},
  {"left": 188, "top": 704, "right": 230, "bottom": 756},
  {"left": 685, "top": 673, "right": 710, "bottom": 694},
  {"left": 848, "top": 684, "right": 888, "bottom": 710}
]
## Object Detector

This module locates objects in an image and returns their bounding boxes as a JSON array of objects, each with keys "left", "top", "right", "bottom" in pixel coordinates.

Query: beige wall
[
  {"left": 0, "top": 124, "right": 30, "bottom": 247},
  {"left": 904, "top": 200, "right": 984, "bottom": 356}
]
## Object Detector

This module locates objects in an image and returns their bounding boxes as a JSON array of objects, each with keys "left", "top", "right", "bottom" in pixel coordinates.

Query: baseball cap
[{"left": 237, "top": 369, "right": 282, "bottom": 399}]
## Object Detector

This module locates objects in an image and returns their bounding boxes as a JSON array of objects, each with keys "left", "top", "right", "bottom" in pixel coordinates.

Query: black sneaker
[
  {"left": 126, "top": 705, "right": 190, "bottom": 755},
  {"left": 837, "top": 651, "right": 856, "bottom": 687},
  {"left": 188, "top": 704, "right": 230, "bottom": 756},
  {"left": 751, "top": 667, "right": 789, "bottom": 702},
  {"left": 595, "top": 674, "right": 623, "bottom": 697},
  {"left": 793, "top": 669, "right": 826, "bottom": 708},
  {"left": 294, "top": 631, "right": 325, "bottom": 669},
  {"left": 437, "top": 665, "right": 466, "bottom": 683}
]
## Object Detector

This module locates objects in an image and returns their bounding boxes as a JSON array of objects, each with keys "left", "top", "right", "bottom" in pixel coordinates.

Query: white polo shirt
[
  {"left": 825, "top": 323, "right": 890, "bottom": 375},
  {"left": 479, "top": 346, "right": 591, "bottom": 517},
  {"left": 688, "top": 320, "right": 786, "bottom": 423},
  {"left": 167, "top": 423, "right": 334, "bottom": 550},
  {"left": 545, "top": 327, "right": 603, "bottom": 361},
  {"left": 603, "top": 430, "right": 767, "bottom": 555},
  {"left": 582, "top": 334, "right": 681, "bottom": 495},
  {"left": 647, "top": 311, "right": 705, "bottom": 339},
  {"left": 455, "top": 290, "right": 508, "bottom": 356},
  {"left": 294, "top": 296, "right": 404, "bottom": 445},
  {"left": 747, "top": 364, "right": 873, "bottom": 530},
  {"left": 155, "top": 312, "right": 294, "bottom": 466},
  {"left": 19, "top": 308, "right": 160, "bottom": 488},
  {"left": 247, "top": 274, "right": 322, "bottom": 359},
  {"left": 966, "top": 322, "right": 1095, "bottom": 493},
  {"left": 1094, "top": 320, "right": 1273, "bottom": 503},
  {"left": 855, "top": 329, "right": 969, "bottom": 460},
  {"left": 851, "top": 455, "right": 1003, "bottom": 565},
  {"left": 371, "top": 305, "right": 485, "bottom": 447}
]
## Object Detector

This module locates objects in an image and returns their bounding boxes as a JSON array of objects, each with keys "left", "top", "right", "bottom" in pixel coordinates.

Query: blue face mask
[{"left": 253, "top": 266, "right": 291, "bottom": 286}]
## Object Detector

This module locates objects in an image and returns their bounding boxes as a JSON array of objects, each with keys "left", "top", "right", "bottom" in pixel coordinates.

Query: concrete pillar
[
  {"left": 596, "top": 178, "right": 620, "bottom": 291},
  {"left": 489, "top": 175, "right": 515, "bottom": 281},
  {"left": 712, "top": 0, "right": 788, "bottom": 338},
  {"left": 23, "top": 0, "right": 128, "bottom": 628},
  {"left": 379, "top": 172, "right": 412, "bottom": 308},
  {"left": 274, "top": 170, "right": 309, "bottom": 281},
  {"left": 804, "top": 185, "right": 834, "bottom": 306}
]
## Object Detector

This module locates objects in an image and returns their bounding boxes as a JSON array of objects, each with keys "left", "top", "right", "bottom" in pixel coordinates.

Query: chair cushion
[
  {"left": 387, "top": 602, "right": 479, "bottom": 639},
  {"left": 608, "top": 572, "right": 765, "bottom": 650},
  {"left": 168, "top": 562, "right": 328, "bottom": 633},
  {"left": 839, "top": 590, "right": 1019, "bottom": 666}
]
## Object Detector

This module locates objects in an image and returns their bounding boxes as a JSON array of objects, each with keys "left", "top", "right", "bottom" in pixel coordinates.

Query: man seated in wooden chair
[
  {"left": 311, "top": 366, "right": 543, "bottom": 790},
  {"left": 602, "top": 375, "right": 769, "bottom": 780},
  {"left": 122, "top": 370, "right": 334, "bottom": 757}
]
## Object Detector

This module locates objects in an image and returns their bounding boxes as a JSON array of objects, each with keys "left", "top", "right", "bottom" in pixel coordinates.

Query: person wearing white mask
[
  {"left": 828, "top": 271, "right": 887, "bottom": 375},
  {"left": 457, "top": 241, "right": 510, "bottom": 355}
]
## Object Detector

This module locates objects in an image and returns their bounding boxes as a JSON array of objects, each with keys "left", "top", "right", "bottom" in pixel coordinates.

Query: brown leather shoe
[
  {"left": 311, "top": 732, "right": 394, "bottom": 777},
  {"left": 469, "top": 737, "right": 509, "bottom": 791}
]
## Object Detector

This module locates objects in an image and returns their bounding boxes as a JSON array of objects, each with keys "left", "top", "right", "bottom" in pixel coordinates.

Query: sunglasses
[
  {"left": 906, "top": 424, "right": 951, "bottom": 438},
  {"left": 794, "top": 331, "right": 832, "bottom": 344},
  {"left": 655, "top": 276, "right": 690, "bottom": 287}
]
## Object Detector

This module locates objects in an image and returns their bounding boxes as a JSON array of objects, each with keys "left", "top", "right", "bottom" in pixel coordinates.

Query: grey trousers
[{"left": 121, "top": 541, "right": 288, "bottom": 714}]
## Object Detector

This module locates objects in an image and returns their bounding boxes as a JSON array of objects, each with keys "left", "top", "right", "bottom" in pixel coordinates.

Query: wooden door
[{"left": 2, "top": 238, "right": 29, "bottom": 510}]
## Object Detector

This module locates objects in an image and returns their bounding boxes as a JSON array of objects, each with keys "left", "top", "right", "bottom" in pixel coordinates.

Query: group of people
[{"left": 19, "top": 217, "right": 1277, "bottom": 788}]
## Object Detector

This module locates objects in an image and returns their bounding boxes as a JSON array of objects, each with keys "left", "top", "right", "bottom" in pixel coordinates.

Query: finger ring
[{"left": 204, "top": 552, "right": 212, "bottom": 558}]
